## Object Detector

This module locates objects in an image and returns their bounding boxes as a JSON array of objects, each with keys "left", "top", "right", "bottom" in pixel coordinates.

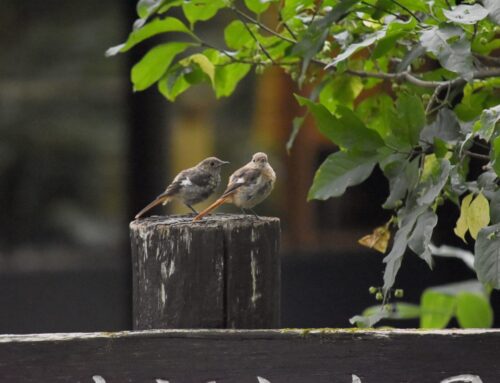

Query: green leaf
[
  {"left": 286, "top": 116, "right": 305, "bottom": 153},
  {"left": 182, "top": 0, "right": 226, "bottom": 27},
  {"left": 381, "top": 156, "right": 419, "bottom": 209},
  {"left": 420, "top": 290, "right": 455, "bottom": 329},
  {"left": 158, "top": 65, "right": 192, "bottom": 101},
  {"left": 419, "top": 25, "right": 474, "bottom": 79},
  {"left": 468, "top": 192, "right": 490, "bottom": 240},
  {"left": 214, "top": 62, "right": 251, "bottom": 98},
  {"left": 319, "top": 76, "right": 363, "bottom": 112},
  {"left": 408, "top": 209, "right": 437, "bottom": 268},
  {"left": 456, "top": 292, "right": 493, "bottom": 328},
  {"left": 136, "top": 0, "right": 165, "bottom": 18},
  {"left": 296, "top": 96, "right": 384, "bottom": 153},
  {"left": 184, "top": 53, "right": 215, "bottom": 85},
  {"left": 372, "top": 19, "right": 416, "bottom": 59},
  {"left": 492, "top": 136, "right": 500, "bottom": 177},
  {"left": 396, "top": 93, "right": 425, "bottom": 147},
  {"left": 454, "top": 193, "right": 473, "bottom": 242},
  {"left": 473, "top": 105, "right": 500, "bottom": 141},
  {"left": 382, "top": 203, "right": 428, "bottom": 294},
  {"left": 131, "top": 42, "right": 193, "bottom": 91},
  {"left": 474, "top": 223, "right": 500, "bottom": 289},
  {"left": 292, "top": 0, "right": 358, "bottom": 81},
  {"left": 244, "top": 0, "right": 276, "bottom": 14},
  {"left": 416, "top": 157, "right": 451, "bottom": 206},
  {"left": 224, "top": 20, "right": 253, "bottom": 50},
  {"left": 327, "top": 29, "right": 387, "bottom": 67},
  {"left": 106, "top": 17, "right": 194, "bottom": 57},
  {"left": 490, "top": 190, "right": 500, "bottom": 224},
  {"left": 420, "top": 108, "right": 461, "bottom": 145},
  {"left": 443, "top": 4, "right": 489, "bottom": 25},
  {"left": 308, "top": 151, "right": 379, "bottom": 200}
]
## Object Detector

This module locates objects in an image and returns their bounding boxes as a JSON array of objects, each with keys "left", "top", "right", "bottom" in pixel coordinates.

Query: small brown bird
[
  {"left": 135, "top": 157, "right": 229, "bottom": 219},
  {"left": 193, "top": 152, "right": 276, "bottom": 221}
]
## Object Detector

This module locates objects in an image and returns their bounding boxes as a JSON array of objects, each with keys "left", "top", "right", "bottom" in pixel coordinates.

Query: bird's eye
[{"left": 210, "top": 161, "right": 215, "bottom": 166}]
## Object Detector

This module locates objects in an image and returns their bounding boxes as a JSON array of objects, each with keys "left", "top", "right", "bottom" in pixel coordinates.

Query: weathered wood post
[{"left": 130, "top": 213, "right": 280, "bottom": 329}]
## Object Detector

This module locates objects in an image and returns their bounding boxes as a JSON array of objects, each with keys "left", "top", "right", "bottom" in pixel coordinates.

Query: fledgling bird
[
  {"left": 134, "top": 157, "right": 229, "bottom": 219},
  {"left": 193, "top": 152, "right": 275, "bottom": 221}
]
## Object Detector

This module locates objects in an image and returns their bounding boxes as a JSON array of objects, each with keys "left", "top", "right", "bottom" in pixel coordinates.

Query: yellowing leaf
[
  {"left": 468, "top": 192, "right": 490, "bottom": 239},
  {"left": 358, "top": 224, "right": 391, "bottom": 253},
  {"left": 182, "top": 53, "right": 215, "bottom": 85},
  {"left": 454, "top": 193, "right": 473, "bottom": 242}
]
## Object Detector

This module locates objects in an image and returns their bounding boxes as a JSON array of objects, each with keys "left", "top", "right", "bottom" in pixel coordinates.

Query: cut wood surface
[
  {"left": 130, "top": 214, "right": 280, "bottom": 329},
  {"left": 0, "top": 329, "right": 496, "bottom": 382}
]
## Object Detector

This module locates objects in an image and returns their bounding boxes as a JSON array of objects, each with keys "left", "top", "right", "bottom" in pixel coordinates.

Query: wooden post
[{"left": 129, "top": 214, "right": 280, "bottom": 329}]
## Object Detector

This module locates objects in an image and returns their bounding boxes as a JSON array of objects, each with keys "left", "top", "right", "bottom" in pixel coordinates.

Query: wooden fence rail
[{"left": 0, "top": 329, "right": 496, "bottom": 382}]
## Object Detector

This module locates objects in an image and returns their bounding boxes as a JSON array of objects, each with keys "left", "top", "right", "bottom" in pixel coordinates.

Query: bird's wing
[
  {"left": 221, "top": 167, "right": 261, "bottom": 198},
  {"left": 184, "top": 169, "right": 212, "bottom": 187}
]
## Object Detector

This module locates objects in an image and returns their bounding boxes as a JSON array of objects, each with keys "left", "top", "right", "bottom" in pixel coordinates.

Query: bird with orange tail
[
  {"left": 135, "top": 157, "right": 229, "bottom": 219},
  {"left": 193, "top": 152, "right": 276, "bottom": 221}
]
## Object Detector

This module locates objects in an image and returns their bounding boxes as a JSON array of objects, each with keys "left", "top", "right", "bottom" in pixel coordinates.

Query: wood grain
[
  {"left": 130, "top": 214, "right": 281, "bottom": 329},
  {"left": 0, "top": 329, "right": 496, "bottom": 382}
]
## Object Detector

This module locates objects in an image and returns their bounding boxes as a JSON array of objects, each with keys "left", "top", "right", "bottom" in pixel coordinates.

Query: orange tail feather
[
  {"left": 135, "top": 196, "right": 171, "bottom": 219},
  {"left": 193, "top": 197, "right": 229, "bottom": 221}
]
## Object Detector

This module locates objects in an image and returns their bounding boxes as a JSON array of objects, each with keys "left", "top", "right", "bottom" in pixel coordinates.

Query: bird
[
  {"left": 134, "top": 157, "right": 229, "bottom": 219},
  {"left": 193, "top": 152, "right": 275, "bottom": 221}
]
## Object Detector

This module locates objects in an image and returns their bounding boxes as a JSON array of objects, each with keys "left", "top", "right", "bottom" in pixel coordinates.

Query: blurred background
[{"left": 0, "top": 0, "right": 486, "bottom": 333}]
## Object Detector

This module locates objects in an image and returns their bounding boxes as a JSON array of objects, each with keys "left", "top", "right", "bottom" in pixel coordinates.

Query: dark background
[{"left": 0, "top": 0, "right": 494, "bottom": 333}]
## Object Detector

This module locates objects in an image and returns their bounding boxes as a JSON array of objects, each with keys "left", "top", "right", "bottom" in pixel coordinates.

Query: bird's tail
[
  {"left": 193, "top": 196, "right": 229, "bottom": 221},
  {"left": 135, "top": 195, "right": 171, "bottom": 219}
]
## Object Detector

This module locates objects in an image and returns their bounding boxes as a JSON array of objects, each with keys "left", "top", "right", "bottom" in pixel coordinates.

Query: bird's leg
[
  {"left": 249, "top": 208, "right": 260, "bottom": 219},
  {"left": 186, "top": 204, "right": 199, "bottom": 215},
  {"left": 240, "top": 208, "right": 247, "bottom": 216}
]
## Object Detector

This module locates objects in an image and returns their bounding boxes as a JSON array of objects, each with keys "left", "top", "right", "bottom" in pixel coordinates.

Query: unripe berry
[
  {"left": 375, "top": 292, "right": 383, "bottom": 301},
  {"left": 369, "top": 286, "right": 377, "bottom": 294},
  {"left": 395, "top": 289, "right": 404, "bottom": 298}
]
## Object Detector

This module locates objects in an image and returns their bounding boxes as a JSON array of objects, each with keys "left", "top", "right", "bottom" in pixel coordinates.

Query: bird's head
[
  {"left": 251, "top": 152, "right": 269, "bottom": 168},
  {"left": 199, "top": 157, "right": 230, "bottom": 172}
]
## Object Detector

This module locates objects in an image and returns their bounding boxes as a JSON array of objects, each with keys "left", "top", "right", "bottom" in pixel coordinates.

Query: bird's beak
[{"left": 218, "top": 161, "right": 230, "bottom": 167}]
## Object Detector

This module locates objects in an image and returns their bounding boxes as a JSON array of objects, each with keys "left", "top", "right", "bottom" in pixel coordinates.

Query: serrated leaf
[
  {"left": 455, "top": 193, "right": 473, "bottom": 242},
  {"left": 468, "top": 192, "right": 490, "bottom": 240},
  {"left": 420, "top": 25, "right": 474, "bottom": 79},
  {"left": 308, "top": 151, "right": 378, "bottom": 200},
  {"left": 296, "top": 96, "right": 384, "bottom": 153},
  {"left": 131, "top": 42, "right": 193, "bottom": 91},
  {"left": 106, "top": 17, "right": 194, "bottom": 57},
  {"left": 443, "top": 4, "right": 489, "bottom": 25},
  {"left": 474, "top": 223, "right": 500, "bottom": 289},
  {"left": 456, "top": 292, "right": 493, "bottom": 328},
  {"left": 224, "top": 20, "right": 253, "bottom": 49},
  {"left": 420, "top": 290, "right": 456, "bottom": 328}
]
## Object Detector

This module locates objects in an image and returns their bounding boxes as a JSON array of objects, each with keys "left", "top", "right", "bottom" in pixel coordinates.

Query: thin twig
[
  {"left": 232, "top": 7, "right": 296, "bottom": 44},
  {"left": 360, "top": 1, "right": 402, "bottom": 20},
  {"left": 388, "top": 0, "right": 422, "bottom": 22},
  {"left": 236, "top": 12, "right": 276, "bottom": 64},
  {"left": 282, "top": 21, "right": 298, "bottom": 40},
  {"left": 310, "top": 0, "right": 324, "bottom": 24},
  {"left": 464, "top": 150, "right": 490, "bottom": 161}
]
